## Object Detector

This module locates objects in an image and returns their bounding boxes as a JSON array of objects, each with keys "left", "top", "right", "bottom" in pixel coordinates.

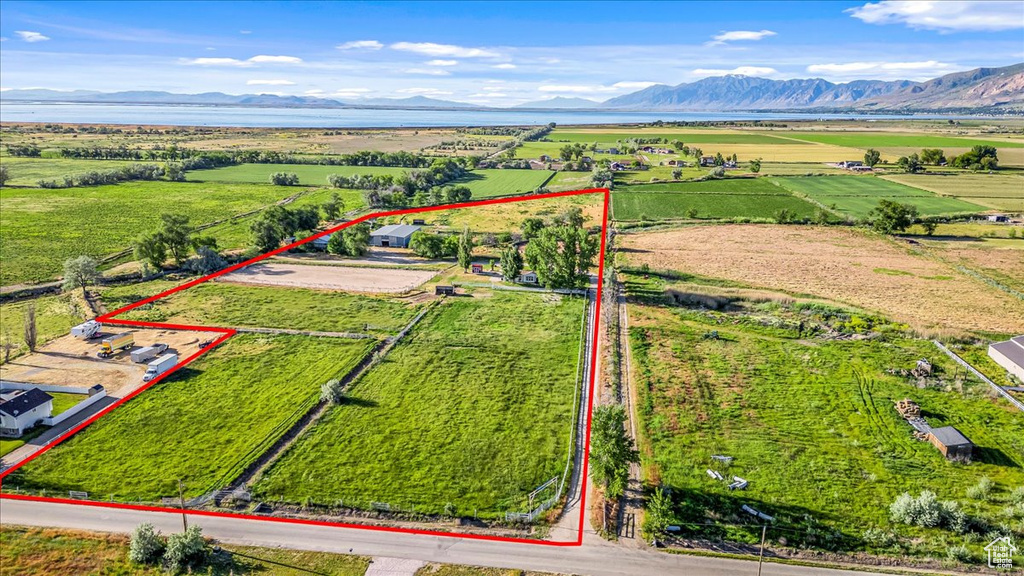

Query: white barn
[
  {"left": 370, "top": 224, "right": 422, "bottom": 248},
  {"left": 989, "top": 335, "right": 1024, "bottom": 382}
]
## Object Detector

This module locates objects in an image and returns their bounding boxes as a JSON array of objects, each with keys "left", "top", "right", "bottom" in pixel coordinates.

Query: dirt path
[{"left": 616, "top": 288, "right": 646, "bottom": 547}]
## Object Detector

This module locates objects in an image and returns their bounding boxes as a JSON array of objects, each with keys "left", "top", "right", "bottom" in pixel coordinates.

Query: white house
[
  {"left": 518, "top": 271, "right": 539, "bottom": 284},
  {"left": 0, "top": 388, "right": 53, "bottom": 437},
  {"left": 989, "top": 335, "right": 1024, "bottom": 382}
]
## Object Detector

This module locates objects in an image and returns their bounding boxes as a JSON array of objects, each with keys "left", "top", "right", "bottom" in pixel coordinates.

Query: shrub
[
  {"left": 862, "top": 527, "right": 898, "bottom": 548},
  {"left": 890, "top": 490, "right": 943, "bottom": 527},
  {"left": 946, "top": 544, "right": 973, "bottom": 563},
  {"left": 320, "top": 379, "right": 344, "bottom": 404},
  {"left": 1010, "top": 486, "right": 1024, "bottom": 505},
  {"left": 128, "top": 523, "right": 165, "bottom": 565},
  {"left": 163, "top": 525, "right": 207, "bottom": 573},
  {"left": 967, "top": 477, "right": 994, "bottom": 501},
  {"left": 641, "top": 487, "right": 673, "bottom": 541}
]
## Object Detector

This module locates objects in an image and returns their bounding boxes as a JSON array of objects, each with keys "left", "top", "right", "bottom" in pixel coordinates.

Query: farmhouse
[
  {"left": 927, "top": 426, "right": 973, "bottom": 462},
  {"left": 370, "top": 224, "right": 421, "bottom": 248},
  {"left": 989, "top": 335, "right": 1024, "bottom": 381},
  {"left": 699, "top": 156, "right": 716, "bottom": 167},
  {"left": 518, "top": 271, "right": 539, "bottom": 284},
  {"left": 0, "top": 387, "right": 53, "bottom": 437}
]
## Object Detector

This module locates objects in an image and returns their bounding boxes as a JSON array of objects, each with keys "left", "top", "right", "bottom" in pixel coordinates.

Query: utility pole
[
  {"left": 177, "top": 479, "right": 188, "bottom": 531},
  {"left": 757, "top": 524, "right": 767, "bottom": 576}
]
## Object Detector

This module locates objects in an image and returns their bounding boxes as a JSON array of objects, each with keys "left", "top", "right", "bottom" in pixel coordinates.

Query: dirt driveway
[
  {"left": 0, "top": 328, "right": 205, "bottom": 396},
  {"left": 219, "top": 263, "right": 437, "bottom": 293}
]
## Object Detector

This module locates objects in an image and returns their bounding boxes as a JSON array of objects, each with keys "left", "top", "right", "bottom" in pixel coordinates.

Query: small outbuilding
[
  {"left": 927, "top": 426, "right": 973, "bottom": 462},
  {"left": 471, "top": 264, "right": 484, "bottom": 274},
  {"left": 370, "top": 224, "right": 422, "bottom": 248},
  {"left": 0, "top": 388, "right": 54, "bottom": 437},
  {"left": 989, "top": 335, "right": 1024, "bottom": 382},
  {"left": 435, "top": 285, "right": 455, "bottom": 296}
]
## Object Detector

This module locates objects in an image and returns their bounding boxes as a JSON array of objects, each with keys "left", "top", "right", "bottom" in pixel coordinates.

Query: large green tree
[
  {"left": 870, "top": 199, "right": 919, "bottom": 235},
  {"left": 589, "top": 404, "right": 639, "bottom": 500},
  {"left": 500, "top": 246, "right": 524, "bottom": 281},
  {"left": 327, "top": 223, "right": 371, "bottom": 257},
  {"left": 134, "top": 231, "right": 167, "bottom": 271},
  {"left": 456, "top": 227, "right": 475, "bottom": 272},
  {"left": 864, "top": 149, "right": 881, "bottom": 167},
  {"left": 62, "top": 255, "right": 99, "bottom": 298},
  {"left": 157, "top": 213, "right": 194, "bottom": 265},
  {"left": 525, "top": 222, "right": 598, "bottom": 290}
]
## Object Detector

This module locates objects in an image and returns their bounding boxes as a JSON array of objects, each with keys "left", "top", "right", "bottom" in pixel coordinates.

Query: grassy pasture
[
  {"left": 613, "top": 193, "right": 818, "bottom": 222},
  {"left": 782, "top": 132, "right": 1024, "bottom": 149},
  {"left": 625, "top": 289, "right": 1024, "bottom": 558},
  {"left": 0, "top": 293, "right": 89, "bottom": 360},
  {"left": 450, "top": 169, "right": 554, "bottom": 198},
  {"left": 254, "top": 292, "right": 585, "bottom": 517},
  {"left": 10, "top": 334, "right": 374, "bottom": 500},
  {"left": 546, "top": 170, "right": 594, "bottom": 192},
  {"left": 0, "top": 181, "right": 300, "bottom": 285},
  {"left": 402, "top": 192, "right": 604, "bottom": 234},
  {"left": 881, "top": 173, "right": 1024, "bottom": 212},
  {"left": 775, "top": 176, "right": 987, "bottom": 218},
  {"left": 547, "top": 130, "right": 795, "bottom": 145},
  {"left": 187, "top": 163, "right": 410, "bottom": 185},
  {"left": 0, "top": 157, "right": 145, "bottom": 187},
  {"left": 623, "top": 178, "right": 788, "bottom": 194},
  {"left": 104, "top": 281, "right": 419, "bottom": 335}
]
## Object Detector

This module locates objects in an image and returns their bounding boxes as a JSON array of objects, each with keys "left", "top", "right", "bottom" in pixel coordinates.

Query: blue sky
[{"left": 1, "top": 1, "right": 1022, "bottom": 105}]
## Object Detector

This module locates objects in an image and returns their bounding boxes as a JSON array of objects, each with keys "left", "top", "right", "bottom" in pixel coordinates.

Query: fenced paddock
[{"left": 219, "top": 263, "right": 436, "bottom": 294}]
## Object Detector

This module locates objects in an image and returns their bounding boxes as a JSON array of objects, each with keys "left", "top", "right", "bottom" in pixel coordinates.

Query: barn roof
[
  {"left": 371, "top": 224, "right": 421, "bottom": 238},
  {"left": 992, "top": 338, "right": 1024, "bottom": 369},
  {"left": 0, "top": 388, "right": 53, "bottom": 417},
  {"left": 929, "top": 426, "right": 972, "bottom": 447}
]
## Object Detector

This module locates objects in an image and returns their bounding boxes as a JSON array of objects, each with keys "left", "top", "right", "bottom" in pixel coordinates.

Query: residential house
[
  {"left": 699, "top": 156, "right": 716, "bottom": 167},
  {"left": 518, "top": 271, "right": 539, "bottom": 284},
  {"left": 0, "top": 388, "right": 53, "bottom": 437},
  {"left": 369, "top": 224, "right": 422, "bottom": 248}
]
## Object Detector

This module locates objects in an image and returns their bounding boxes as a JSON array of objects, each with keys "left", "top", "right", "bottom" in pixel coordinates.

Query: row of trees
[
  {"left": 865, "top": 145, "right": 998, "bottom": 172},
  {"left": 38, "top": 163, "right": 165, "bottom": 188},
  {"left": 134, "top": 214, "right": 224, "bottom": 275},
  {"left": 249, "top": 204, "right": 322, "bottom": 253},
  {"left": 49, "top": 145, "right": 438, "bottom": 168}
]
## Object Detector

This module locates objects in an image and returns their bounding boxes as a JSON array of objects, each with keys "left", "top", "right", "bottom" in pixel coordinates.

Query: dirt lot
[
  {"left": 0, "top": 328, "right": 205, "bottom": 396},
  {"left": 272, "top": 247, "right": 450, "bottom": 268},
  {"left": 219, "top": 262, "right": 437, "bottom": 293},
  {"left": 619, "top": 224, "right": 1024, "bottom": 335}
]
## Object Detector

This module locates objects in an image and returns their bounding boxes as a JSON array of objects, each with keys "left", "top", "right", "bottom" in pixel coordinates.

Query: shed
[
  {"left": 435, "top": 285, "right": 455, "bottom": 296},
  {"left": 986, "top": 214, "right": 1009, "bottom": 223},
  {"left": 471, "top": 264, "right": 484, "bottom": 274},
  {"left": 927, "top": 426, "right": 973, "bottom": 462},
  {"left": 989, "top": 335, "right": 1024, "bottom": 381},
  {"left": 370, "top": 224, "right": 422, "bottom": 248}
]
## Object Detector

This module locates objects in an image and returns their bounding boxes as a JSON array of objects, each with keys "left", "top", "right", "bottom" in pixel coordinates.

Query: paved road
[{"left": 0, "top": 499, "right": 870, "bottom": 576}]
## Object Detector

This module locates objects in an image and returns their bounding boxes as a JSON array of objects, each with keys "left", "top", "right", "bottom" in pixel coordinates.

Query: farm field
[
  {"left": 612, "top": 179, "right": 818, "bottom": 222},
  {"left": 547, "top": 130, "right": 796, "bottom": 145},
  {"left": 187, "top": 163, "right": 411, "bottom": 185},
  {"left": 623, "top": 178, "right": 790, "bottom": 194},
  {"left": 0, "top": 157, "right": 146, "bottom": 187},
  {"left": 881, "top": 173, "right": 1024, "bottom": 212},
  {"left": 546, "top": 170, "right": 593, "bottom": 191},
  {"left": 774, "top": 176, "right": 987, "bottom": 218},
  {"left": 0, "top": 181, "right": 301, "bottom": 285},
  {"left": 254, "top": 291, "right": 585, "bottom": 517},
  {"left": 104, "top": 280, "right": 420, "bottom": 335},
  {"left": 624, "top": 288, "right": 1024, "bottom": 558},
  {"left": 9, "top": 334, "right": 375, "bottom": 500},
  {"left": 780, "top": 131, "right": 1024, "bottom": 149},
  {"left": 451, "top": 168, "right": 554, "bottom": 198},
  {"left": 618, "top": 224, "right": 1024, "bottom": 335},
  {"left": 0, "top": 293, "right": 88, "bottom": 360}
]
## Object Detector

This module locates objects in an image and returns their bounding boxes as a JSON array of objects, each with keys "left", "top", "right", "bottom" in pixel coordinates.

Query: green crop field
[
  {"left": 104, "top": 281, "right": 420, "bottom": 335},
  {"left": 451, "top": 169, "right": 554, "bottom": 198},
  {"left": 882, "top": 173, "right": 1024, "bottom": 212},
  {"left": 0, "top": 181, "right": 302, "bottom": 285},
  {"left": 546, "top": 171, "right": 594, "bottom": 192},
  {"left": 782, "top": 132, "right": 1024, "bottom": 149},
  {"left": 547, "top": 130, "right": 796, "bottom": 145},
  {"left": 10, "top": 334, "right": 374, "bottom": 500},
  {"left": 624, "top": 276, "right": 1024, "bottom": 558},
  {"left": 623, "top": 178, "right": 788, "bottom": 194},
  {"left": 187, "top": 163, "right": 411, "bottom": 185},
  {"left": 612, "top": 181, "right": 819, "bottom": 221},
  {"left": 254, "top": 291, "right": 585, "bottom": 517},
  {"left": 0, "top": 157, "right": 146, "bottom": 187},
  {"left": 775, "top": 176, "right": 988, "bottom": 218}
]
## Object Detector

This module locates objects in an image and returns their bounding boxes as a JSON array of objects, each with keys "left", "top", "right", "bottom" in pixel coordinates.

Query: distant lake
[{"left": 0, "top": 102, "right": 973, "bottom": 128}]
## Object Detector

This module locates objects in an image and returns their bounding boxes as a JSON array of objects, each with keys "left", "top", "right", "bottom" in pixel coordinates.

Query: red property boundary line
[{"left": 0, "top": 187, "right": 611, "bottom": 548}]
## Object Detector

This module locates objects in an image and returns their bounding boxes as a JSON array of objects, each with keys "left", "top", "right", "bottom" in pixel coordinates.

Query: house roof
[
  {"left": 0, "top": 388, "right": 53, "bottom": 417},
  {"left": 371, "top": 224, "right": 421, "bottom": 238},
  {"left": 991, "top": 338, "right": 1024, "bottom": 369},
  {"left": 929, "top": 426, "right": 972, "bottom": 447}
]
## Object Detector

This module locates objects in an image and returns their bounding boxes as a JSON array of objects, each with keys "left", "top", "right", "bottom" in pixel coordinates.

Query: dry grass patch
[{"left": 620, "top": 224, "right": 1023, "bottom": 335}]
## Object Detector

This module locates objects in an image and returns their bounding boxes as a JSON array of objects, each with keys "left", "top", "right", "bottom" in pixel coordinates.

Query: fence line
[{"left": 932, "top": 340, "right": 1024, "bottom": 412}]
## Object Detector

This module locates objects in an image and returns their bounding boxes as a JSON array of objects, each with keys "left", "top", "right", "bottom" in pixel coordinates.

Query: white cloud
[
  {"left": 612, "top": 81, "right": 658, "bottom": 90},
  {"left": 426, "top": 59, "right": 458, "bottom": 66},
  {"left": 706, "top": 30, "right": 776, "bottom": 46},
  {"left": 184, "top": 57, "right": 250, "bottom": 67},
  {"left": 239, "top": 30, "right": 252, "bottom": 35},
  {"left": 248, "top": 55, "right": 303, "bottom": 64},
  {"left": 847, "top": 1, "right": 1024, "bottom": 32},
  {"left": 492, "top": 63, "right": 517, "bottom": 69},
  {"left": 305, "top": 89, "right": 325, "bottom": 95},
  {"left": 391, "top": 42, "right": 499, "bottom": 58},
  {"left": 396, "top": 87, "right": 453, "bottom": 95},
  {"left": 806, "top": 60, "right": 961, "bottom": 81},
  {"left": 336, "top": 40, "right": 383, "bottom": 50},
  {"left": 404, "top": 68, "right": 451, "bottom": 76},
  {"left": 246, "top": 79, "right": 296, "bottom": 86},
  {"left": 469, "top": 92, "right": 506, "bottom": 97},
  {"left": 538, "top": 85, "right": 619, "bottom": 94},
  {"left": 691, "top": 66, "right": 779, "bottom": 77},
  {"left": 15, "top": 31, "right": 50, "bottom": 42}
]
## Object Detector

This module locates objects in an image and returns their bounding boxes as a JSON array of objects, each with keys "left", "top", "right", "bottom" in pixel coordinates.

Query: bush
[
  {"left": 320, "top": 378, "right": 344, "bottom": 404},
  {"left": 641, "top": 487, "right": 673, "bottom": 541},
  {"left": 1010, "top": 485, "right": 1024, "bottom": 505},
  {"left": 163, "top": 525, "right": 207, "bottom": 573},
  {"left": 890, "top": 490, "right": 943, "bottom": 527},
  {"left": 967, "top": 477, "right": 994, "bottom": 501},
  {"left": 270, "top": 172, "right": 299, "bottom": 186},
  {"left": 946, "top": 544, "right": 973, "bottom": 563},
  {"left": 128, "top": 523, "right": 165, "bottom": 565}
]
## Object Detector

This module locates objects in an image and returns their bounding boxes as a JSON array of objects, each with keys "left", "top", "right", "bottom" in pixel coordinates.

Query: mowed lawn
[
  {"left": 450, "top": 169, "right": 554, "bottom": 198},
  {"left": 775, "top": 176, "right": 987, "bottom": 218},
  {"left": 254, "top": 292, "right": 585, "bottom": 517},
  {"left": 613, "top": 179, "right": 818, "bottom": 221},
  {"left": 626, "top": 297, "right": 1024, "bottom": 556},
  {"left": 187, "top": 163, "right": 410, "bottom": 185},
  {"left": 10, "top": 334, "right": 374, "bottom": 500},
  {"left": 0, "top": 181, "right": 299, "bottom": 285},
  {"left": 104, "top": 281, "right": 420, "bottom": 336}
]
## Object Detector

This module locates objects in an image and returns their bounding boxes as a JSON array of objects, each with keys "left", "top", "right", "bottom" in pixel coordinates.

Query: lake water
[{"left": 0, "top": 102, "right": 968, "bottom": 128}]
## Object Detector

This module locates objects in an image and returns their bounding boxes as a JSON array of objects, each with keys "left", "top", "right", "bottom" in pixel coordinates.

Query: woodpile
[{"left": 895, "top": 398, "right": 921, "bottom": 419}]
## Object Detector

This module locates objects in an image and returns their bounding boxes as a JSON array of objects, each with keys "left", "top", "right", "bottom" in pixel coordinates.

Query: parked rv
[{"left": 71, "top": 320, "right": 102, "bottom": 340}]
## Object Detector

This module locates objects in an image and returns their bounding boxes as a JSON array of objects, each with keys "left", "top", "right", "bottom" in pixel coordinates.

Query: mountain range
[{"left": 3, "top": 63, "right": 1021, "bottom": 113}]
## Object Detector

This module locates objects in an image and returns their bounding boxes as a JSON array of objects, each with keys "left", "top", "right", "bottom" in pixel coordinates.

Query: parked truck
[
  {"left": 71, "top": 320, "right": 102, "bottom": 340},
  {"left": 97, "top": 332, "right": 134, "bottom": 358},
  {"left": 130, "top": 343, "right": 169, "bottom": 364},
  {"left": 143, "top": 353, "right": 178, "bottom": 382}
]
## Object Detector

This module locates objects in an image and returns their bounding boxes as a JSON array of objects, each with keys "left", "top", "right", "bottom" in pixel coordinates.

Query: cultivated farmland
[
  {"left": 881, "top": 173, "right": 1024, "bottom": 212},
  {"left": 775, "top": 176, "right": 987, "bottom": 219},
  {"left": 613, "top": 179, "right": 819, "bottom": 222},
  {"left": 254, "top": 291, "right": 585, "bottom": 517},
  {"left": 0, "top": 157, "right": 145, "bottom": 187},
  {"left": 619, "top": 224, "right": 1024, "bottom": 335},
  {"left": 187, "top": 163, "right": 410, "bottom": 185},
  {"left": 9, "top": 334, "right": 375, "bottom": 500},
  {"left": 451, "top": 169, "right": 555, "bottom": 198},
  {"left": 780, "top": 132, "right": 1024, "bottom": 149}
]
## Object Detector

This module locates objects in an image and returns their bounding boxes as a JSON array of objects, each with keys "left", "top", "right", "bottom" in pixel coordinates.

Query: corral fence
[{"left": 932, "top": 340, "right": 1024, "bottom": 412}]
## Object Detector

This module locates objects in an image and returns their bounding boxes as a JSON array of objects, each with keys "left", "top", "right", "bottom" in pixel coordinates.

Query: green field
[
  {"left": 613, "top": 179, "right": 819, "bottom": 222},
  {"left": 0, "top": 181, "right": 302, "bottom": 285},
  {"left": 187, "top": 163, "right": 411, "bottom": 185},
  {"left": 0, "top": 157, "right": 148, "bottom": 187},
  {"left": 451, "top": 169, "right": 554, "bottom": 198},
  {"left": 625, "top": 277, "right": 1024, "bottom": 558},
  {"left": 10, "top": 334, "right": 374, "bottom": 500},
  {"left": 254, "top": 291, "right": 584, "bottom": 517},
  {"left": 775, "top": 176, "right": 987, "bottom": 219},
  {"left": 782, "top": 132, "right": 1024, "bottom": 149},
  {"left": 0, "top": 293, "right": 88, "bottom": 360},
  {"left": 547, "top": 130, "right": 796, "bottom": 145},
  {"left": 104, "top": 281, "right": 420, "bottom": 336},
  {"left": 882, "top": 173, "right": 1024, "bottom": 212}
]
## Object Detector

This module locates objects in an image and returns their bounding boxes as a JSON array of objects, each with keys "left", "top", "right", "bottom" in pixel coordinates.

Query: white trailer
[
  {"left": 131, "top": 343, "right": 169, "bottom": 364},
  {"left": 70, "top": 320, "right": 102, "bottom": 340},
  {"left": 143, "top": 353, "right": 178, "bottom": 382}
]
